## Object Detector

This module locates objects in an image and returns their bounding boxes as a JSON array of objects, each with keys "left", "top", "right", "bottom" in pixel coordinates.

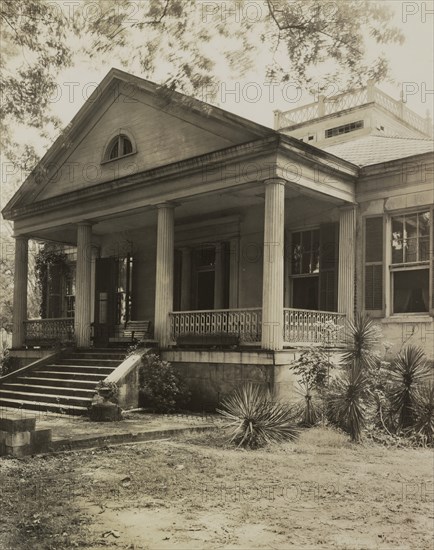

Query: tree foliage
[
  {"left": 80, "top": 0, "right": 403, "bottom": 96},
  {"left": 1, "top": 0, "right": 404, "bottom": 167},
  {"left": 0, "top": 0, "right": 72, "bottom": 162}
]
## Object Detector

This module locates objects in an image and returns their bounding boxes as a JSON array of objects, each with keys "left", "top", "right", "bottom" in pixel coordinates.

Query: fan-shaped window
[{"left": 107, "top": 134, "right": 133, "bottom": 160}]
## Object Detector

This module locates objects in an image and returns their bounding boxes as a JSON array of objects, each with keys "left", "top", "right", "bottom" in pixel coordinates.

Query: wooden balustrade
[
  {"left": 170, "top": 308, "right": 262, "bottom": 344},
  {"left": 283, "top": 308, "right": 346, "bottom": 345},
  {"left": 24, "top": 318, "right": 75, "bottom": 345}
]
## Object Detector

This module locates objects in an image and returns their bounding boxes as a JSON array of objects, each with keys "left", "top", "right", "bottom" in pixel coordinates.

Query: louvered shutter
[
  {"left": 319, "top": 223, "right": 339, "bottom": 311},
  {"left": 364, "top": 217, "right": 384, "bottom": 311}
]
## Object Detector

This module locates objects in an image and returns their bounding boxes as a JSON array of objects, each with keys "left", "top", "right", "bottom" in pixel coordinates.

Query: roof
[
  {"left": 322, "top": 134, "right": 434, "bottom": 167},
  {"left": 2, "top": 68, "right": 274, "bottom": 216}
]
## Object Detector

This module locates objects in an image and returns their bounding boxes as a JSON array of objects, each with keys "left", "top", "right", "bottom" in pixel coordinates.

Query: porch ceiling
[{"left": 25, "top": 179, "right": 345, "bottom": 245}]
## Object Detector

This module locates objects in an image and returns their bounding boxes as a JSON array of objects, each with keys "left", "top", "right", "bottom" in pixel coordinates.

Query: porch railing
[
  {"left": 170, "top": 308, "right": 262, "bottom": 344},
  {"left": 283, "top": 308, "right": 346, "bottom": 345},
  {"left": 24, "top": 318, "right": 75, "bottom": 345}
]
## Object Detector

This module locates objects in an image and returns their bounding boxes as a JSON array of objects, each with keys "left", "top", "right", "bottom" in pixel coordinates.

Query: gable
[
  {"left": 35, "top": 89, "right": 267, "bottom": 201},
  {"left": 4, "top": 69, "right": 273, "bottom": 213}
]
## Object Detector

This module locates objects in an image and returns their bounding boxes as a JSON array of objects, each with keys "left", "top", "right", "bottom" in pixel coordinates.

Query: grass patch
[{"left": 1, "top": 427, "right": 433, "bottom": 549}]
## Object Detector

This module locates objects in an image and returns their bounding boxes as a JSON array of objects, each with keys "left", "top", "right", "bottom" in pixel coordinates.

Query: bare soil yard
[{"left": 0, "top": 427, "right": 433, "bottom": 549}]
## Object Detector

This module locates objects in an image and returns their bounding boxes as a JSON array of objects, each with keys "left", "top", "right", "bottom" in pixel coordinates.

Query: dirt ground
[{"left": 0, "top": 427, "right": 433, "bottom": 549}]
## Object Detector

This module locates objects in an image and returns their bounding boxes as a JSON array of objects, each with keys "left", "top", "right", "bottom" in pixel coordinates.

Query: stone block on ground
[
  {"left": 89, "top": 402, "right": 122, "bottom": 422},
  {"left": 0, "top": 416, "right": 36, "bottom": 433}
]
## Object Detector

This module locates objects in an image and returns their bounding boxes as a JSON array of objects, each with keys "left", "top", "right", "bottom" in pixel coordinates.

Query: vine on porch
[{"left": 35, "top": 244, "right": 71, "bottom": 318}]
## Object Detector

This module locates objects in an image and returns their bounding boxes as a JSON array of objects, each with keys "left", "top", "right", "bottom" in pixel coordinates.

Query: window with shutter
[{"left": 364, "top": 217, "right": 384, "bottom": 311}]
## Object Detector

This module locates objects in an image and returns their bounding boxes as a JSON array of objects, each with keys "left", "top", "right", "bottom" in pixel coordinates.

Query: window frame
[
  {"left": 289, "top": 226, "right": 321, "bottom": 309},
  {"left": 101, "top": 131, "right": 136, "bottom": 164},
  {"left": 387, "top": 208, "right": 432, "bottom": 317}
]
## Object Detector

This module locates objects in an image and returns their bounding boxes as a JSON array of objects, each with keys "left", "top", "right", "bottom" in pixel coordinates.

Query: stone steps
[{"left": 0, "top": 348, "right": 125, "bottom": 415}]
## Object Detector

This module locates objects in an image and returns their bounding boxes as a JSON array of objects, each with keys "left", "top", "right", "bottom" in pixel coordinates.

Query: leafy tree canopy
[{"left": 1, "top": 0, "right": 404, "bottom": 172}]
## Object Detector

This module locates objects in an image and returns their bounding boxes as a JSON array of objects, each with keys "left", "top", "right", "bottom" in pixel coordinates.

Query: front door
[{"left": 94, "top": 257, "right": 117, "bottom": 346}]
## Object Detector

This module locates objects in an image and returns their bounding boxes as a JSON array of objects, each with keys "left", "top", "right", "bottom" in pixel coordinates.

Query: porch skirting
[{"left": 161, "top": 349, "right": 344, "bottom": 411}]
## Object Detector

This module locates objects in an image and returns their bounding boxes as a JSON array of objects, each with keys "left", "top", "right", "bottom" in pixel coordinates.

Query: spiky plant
[
  {"left": 217, "top": 383, "right": 300, "bottom": 449},
  {"left": 412, "top": 382, "right": 434, "bottom": 445},
  {"left": 341, "top": 313, "right": 381, "bottom": 372},
  {"left": 387, "top": 346, "right": 431, "bottom": 430},
  {"left": 295, "top": 381, "right": 322, "bottom": 427},
  {"left": 326, "top": 368, "right": 371, "bottom": 442}
]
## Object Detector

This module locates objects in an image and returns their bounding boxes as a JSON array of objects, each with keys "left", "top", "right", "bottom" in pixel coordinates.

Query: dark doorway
[
  {"left": 197, "top": 271, "right": 215, "bottom": 310},
  {"left": 93, "top": 258, "right": 117, "bottom": 346}
]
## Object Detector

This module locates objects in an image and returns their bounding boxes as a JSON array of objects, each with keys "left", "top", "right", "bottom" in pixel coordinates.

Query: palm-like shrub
[
  {"left": 412, "top": 382, "right": 434, "bottom": 445},
  {"left": 217, "top": 383, "right": 299, "bottom": 449},
  {"left": 387, "top": 346, "right": 430, "bottom": 429},
  {"left": 341, "top": 313, "right": 381, "bottom": 371},
  {"left": 326, "top": 368, "right": 371, "bottom": 442}
]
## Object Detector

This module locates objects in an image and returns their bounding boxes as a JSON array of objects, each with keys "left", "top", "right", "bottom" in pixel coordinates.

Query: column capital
[
  {"left": 13, "top": 234, "right": 29, "bottom": 242},
  {"left": 263, "top": 177, "right": 287, "bottom": 187},
  {"left": 156, "top": 201, "right": 178, "bottom": 210},
  {"left": 339, "top": 203, "right": 358, "bottom": 212},
  {"left": 77, "top": 220, "right": 93, "bottom": 227}
]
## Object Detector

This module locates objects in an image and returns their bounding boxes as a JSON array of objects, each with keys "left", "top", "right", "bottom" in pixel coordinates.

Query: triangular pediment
[{"left": 4, "top": 69, "right": 273, "bottom": 214}]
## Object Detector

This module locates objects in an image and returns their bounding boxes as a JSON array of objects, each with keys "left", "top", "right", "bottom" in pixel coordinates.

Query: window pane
[
  {"left": 419, "top": 236, "right": 430, "bottom": 262},
  {"left": 391, "top": 216, "right": 404, "bottom": 263},
  {"left": 292, "top": 233, "right": 301, "bottom": 274},
  {"left": 122, "top": 137, "right": 133, "bottom": 155},
  {"left": 404, "top": 214, "right": 418, "bottom": 262},
  {"left": 302, "top": 251, "right": 311, "bottom": 274},
  {"left": 109, "top": 140, "right": 119, "bottom": 159},
  {"left": 419, "top": 211, "right": 430, "bottom": 236},
  {"left": 312, "top": 230, "right": 320, "bottom": 273},
  {"left": 393, "top": 269, "right": 429, "bottom": 313},
  {"left": 406, "top": 237, "right": 418, "bottom": 262}
]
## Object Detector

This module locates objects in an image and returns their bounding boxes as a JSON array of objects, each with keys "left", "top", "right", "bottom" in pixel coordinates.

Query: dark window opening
[
  {"left": 325, "top": 120, "right": 364, "bottom": 138},
  {"left": 393, "top": 269, "right": 429, "bottom": 313}
]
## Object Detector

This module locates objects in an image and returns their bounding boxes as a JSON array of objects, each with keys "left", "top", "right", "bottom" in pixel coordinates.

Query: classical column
[
  {"left": 154, "top": 203, "right": 175, "bottom": 347},
  {"left": 261, "top": 178, "right": 285, "bottom": 350},
  {"left": 214, "top": 242, "right": 224, "bottom": 309},
  {"left": 75, "top": 222, "right": 93, "bottom": 348},
  {"left": 338, "top": 206, "right": 357, "bottom": 320},
  {"left": 180, "top": 247, "right": 191, "bottom": 311},
  {"left": 12, "top": 236, "right": 28, "bottom": 348}
]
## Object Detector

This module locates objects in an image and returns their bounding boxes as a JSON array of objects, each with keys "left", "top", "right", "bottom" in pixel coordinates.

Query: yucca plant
[
  {"left": 326, "top": 367, "right": 371, "bottom": 442},
  {"left": 387, "top": 346, "right": 431, "bottom": 430},
  {"left": 412, "top": 382, "right": 434, "bottom": 445},
  {"left": 341, "top": 313, "right": 381, "bottom": 372},
  {"left": 217, "top": 383, "right": 299, "bottom": 449},
  {"left": 295, "top": 381, "right": 322, "bottom": 427}
]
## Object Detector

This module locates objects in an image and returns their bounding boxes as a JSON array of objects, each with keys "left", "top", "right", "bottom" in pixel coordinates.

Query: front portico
[{"left": 8, "top": 133, "right": 356, "bottom": 354}]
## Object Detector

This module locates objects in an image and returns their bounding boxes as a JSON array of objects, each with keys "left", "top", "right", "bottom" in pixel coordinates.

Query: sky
[{"left": 46, "top": 0, "right": 434, "bottom": 130}]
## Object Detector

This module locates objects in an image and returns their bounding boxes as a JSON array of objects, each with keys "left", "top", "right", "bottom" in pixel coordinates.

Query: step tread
[
  {"left": 34, "top": 370, "right": 108, "bottom": 377},
  {"left": 15, "top": 376, "right": 98, "bottom": 385},
  {"left": 0, "top": 389, "right": 92, "bottom": 402},
  {"left": 60, "top": 358, "right": 122, "bottom": 362},
  {"left": 0, "top": 397, "right": 88, "bottom": 411},
  {"left": 43, "top": 364, "right": 116, "bottom": 370},
  {"left": 2, "top": 383, "right": 96, "bottom": 394}
]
